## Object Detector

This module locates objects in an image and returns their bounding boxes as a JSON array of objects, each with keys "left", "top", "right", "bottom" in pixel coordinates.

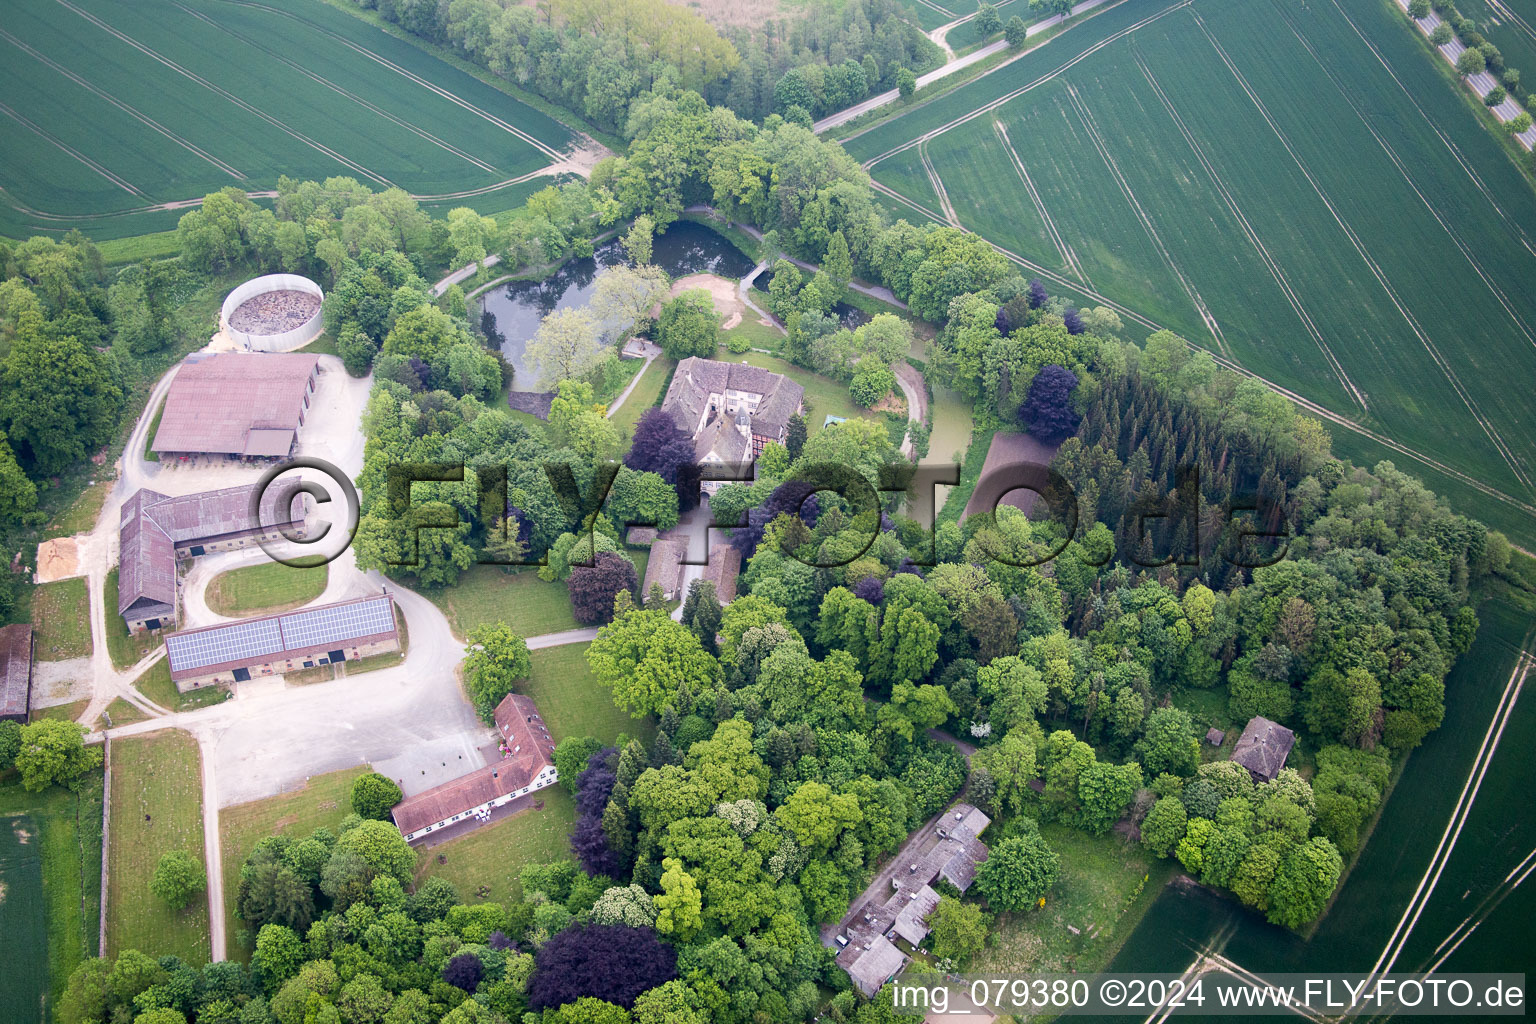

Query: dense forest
[{"left": 360, "top": 0, "right": 942, "bottom": 129}]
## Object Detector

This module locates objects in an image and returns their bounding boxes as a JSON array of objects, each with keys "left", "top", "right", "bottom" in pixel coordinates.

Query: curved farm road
[
  {"left": 814, "top": 0, "right": 1115, "bottom": 134},
  {"left": 66, "top": 346, "right": 607, "bottom": 961}
]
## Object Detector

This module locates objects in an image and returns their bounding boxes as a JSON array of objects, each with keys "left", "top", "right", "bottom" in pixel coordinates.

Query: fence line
[{"left": 98, "top": 735, "right": 111, "bottom": 957}]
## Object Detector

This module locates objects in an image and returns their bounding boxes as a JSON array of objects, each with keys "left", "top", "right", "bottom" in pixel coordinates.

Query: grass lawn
[
  {"left": 523, "top": 643, "right": 655, "bottom": 748},
  {"left": 106, "top": 729, "right": 209, "bottom": 965},
  {"left": 1173, "top": 686, "right": 1240, "bottom": 763},
  {"left": 135, "top": 660, "right": 229, "bottom": 714},
  {"left": 0, "top": 771, "right": 104, "bottom": 1018},
  {"left": 204, "top": 561, "right": 330, "bottom": 617},
  {"left": 32, "top": 699, "right": 90, "bottom": 724},
  {"left": 218, "top": 766, "right": 369, "bottom": 959},
  {"left": 296, "top": 331, "right": 340, "bottom": 359},
  {"left": 718, "top": 318, "right": 785, "bottom": 355},
  {"left": 414, "top": 786, "right": 576, "bottom": 906},
  {"left": 733, "top": 351, "right": 875, "bottom": 435},
  {"left": 143, "top": 393, "right": 166, "bottom": 462},
  {"left": 420, "top": 567, "right": 578, "bottom": 641},
  {"left": 44, "top": 480, "right": 112, "bottom": 541},
  {"left": 610, "top": 356, "right": 676, "bottom": 438},
  {"left": 32, "top": 578, "right": 91, "bottom": 661},
  {"left": 105, "top": 569, "right": 160, "bottom": 670},
  {"left": 97, "top": 698, "right": 149, "bottom": 729},
  {"left": 970, "top": 824, "right": 1173, "bottom": 975}
]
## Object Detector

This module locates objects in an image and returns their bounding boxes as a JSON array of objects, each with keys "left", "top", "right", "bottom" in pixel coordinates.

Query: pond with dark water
[
  {"left": 752, "top": 269, "right": 871, "bottom": 332},
  {"left": 479, "top": 221, "right": 756, "bottom": 388}
]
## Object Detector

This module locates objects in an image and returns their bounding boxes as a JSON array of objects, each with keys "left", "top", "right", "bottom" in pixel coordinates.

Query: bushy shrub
[{"left": 849, "top": 365, "right": 896, "bottom": 407}]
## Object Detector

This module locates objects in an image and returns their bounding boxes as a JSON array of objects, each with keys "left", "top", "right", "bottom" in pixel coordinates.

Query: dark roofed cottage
[{"left": 1229, "top": 716, "right": 1295, "bottom": 783}]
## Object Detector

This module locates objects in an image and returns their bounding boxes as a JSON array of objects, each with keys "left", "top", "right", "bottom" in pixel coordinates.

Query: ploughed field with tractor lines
[
  {"left": 0, "top": 0, "right": 573, "bottom": 238},
  {"left": 846, "top": 0, "right": 1536, "bottom": 536}
]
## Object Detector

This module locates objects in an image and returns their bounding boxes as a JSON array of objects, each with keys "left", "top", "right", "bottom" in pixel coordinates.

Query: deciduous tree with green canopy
[
  {"left": 381, "top": 305, "right": 464, "bottom": 363},
  {"left": 332, "top": 819, "right": 415, "bottom": 887},
  {"left": 528, "top": 307, "right": 609, "bottom": 389},
  {"left": 151, "top": 850, "right": 207, "bottom": 910},
  {"left": 464, "top": 623, "right": 533, "bottom": 722},
  {"left": 1267, "top": 836, "right": 1343, "bottom": 928},
  {"left": 14, "top": 719, "right": 102, "bottom": 792},
  {"left": 975, "top": 830, "right": 1059, "bottom": 910},
  {"left": 350, "top": 772, "right": 404, "bottom": 820},
  {"left": 0, "top": 311, "right": 123, "bottom": 475},
  {"left": 927, "top": 895, "right": 989, "bottom": 962},
  {"left": 1134, "top": 706, "right": 1201, "bottom": 777},
  {"left": 589, "top": 607, "right": 721, "bottom": 717},
  {"left": 657, "top": 289, "right": 722, "bottom": 360},
  {"left": 1005, "top": 14, "right": 1028, "bottom": 47},
  {"left": 654, "top": 857, "right": 703, "bottom": 940},
  {"left": 971, "top": 728, "right": 1039, "bottom": 817},
  {"left": 1139, "top": 796, "right": 1188, "bottom": 858},
  {"left": 773, "top": 781, "right": 862, "bottom": 851}
]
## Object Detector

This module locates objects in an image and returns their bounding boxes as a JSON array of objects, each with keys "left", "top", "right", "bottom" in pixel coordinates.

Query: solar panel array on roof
[
  {"left": 166, "top": 617, "right": 285, "bottom": 672},
  {"left": 280, "top": 598, "right": 395, "bottom": 651},
  {"left": 164, "top": 596, "right": 397, "bottom": 676}
]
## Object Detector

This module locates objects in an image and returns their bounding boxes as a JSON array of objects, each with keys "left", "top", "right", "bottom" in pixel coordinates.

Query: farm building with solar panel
[{"left": 162, "top": 594, "right": 400, "bottom": 691}]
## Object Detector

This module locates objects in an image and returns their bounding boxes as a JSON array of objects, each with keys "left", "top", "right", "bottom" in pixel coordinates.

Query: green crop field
[
  {"left": 845, "top": 0, "right": 1536, "bottom": 544},
  {"left": 0, "top": 0, "right": 575, "bottom": 240},
  {"left": 0, "top": 814, "right": 49, "bottom": 1023}
]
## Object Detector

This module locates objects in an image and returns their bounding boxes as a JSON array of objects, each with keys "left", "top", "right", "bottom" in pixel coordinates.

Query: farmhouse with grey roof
[
  {"left": 835, "top": 802, "right": 991, "bottom": 996},
  {"left": 660, "top": 358, "right": 804, "bottom": 492},
  {"left": 1230, "top": 716, "right": 1296, "bottom": 783},
  {"left": 118, "top": 482, "right": 307, "bottom": 634}
]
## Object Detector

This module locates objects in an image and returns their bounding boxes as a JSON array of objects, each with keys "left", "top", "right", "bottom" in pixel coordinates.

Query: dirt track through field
[
  {"left": 219, "top": 0, "right": 566, "bottom": 163},
  {"left": 1131, "top": 49, "right": 1364, "bottom": 411},
  {"left": 1191, "top": 7, "right": 1533, "bottom": 493},
  {"left": 0, "top": 26, "right": 246, "bottom": 179},
  {"left": 172, "top": 1, "right": 500, "bottom": 175},
  {"left": 0, "top": 99, "right": 145, "bottom": 196},
  {"left": 54, "top": 0, "right": 394, "bottom": 187},
  {"left": 992, "top": 118, "right": 1088, "bottom": 285},
  {"left": 1062, "top": 78, "right": 1230, "bottom": 356},
  {"left": 919, "top": 141, "right": 960, "bottom": 227}
]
